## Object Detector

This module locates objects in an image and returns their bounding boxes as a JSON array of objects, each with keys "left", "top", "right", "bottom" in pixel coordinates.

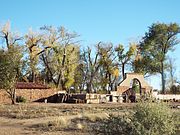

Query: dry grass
[
  {"left": 76, "top": 123, "right": 84, "bottom": 130},
  {"left": 0, "top": 102, "right": 179, "bottom": 135},
  {"left": 0, "top": 103, "right": 131, "bottom": 119},
  {"left": 82, "top": 112, "right": 108, "bottom": 122},
  {"left": 0, "top": 104, "right": 63, "bottom": 119},
  {"left": 41, "top": 116, "right": 71, "bottom": 131},
  {"left": 32, "top": 112, "right": 109, "bottom": 132}
]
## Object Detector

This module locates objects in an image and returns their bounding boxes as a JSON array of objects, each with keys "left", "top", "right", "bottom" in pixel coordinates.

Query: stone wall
[
  {"left": 152, "top": 93, "right": 180, "bottom": 101},
  {"left": 0, "top": 89, "right": 58, "bottom": 104}
]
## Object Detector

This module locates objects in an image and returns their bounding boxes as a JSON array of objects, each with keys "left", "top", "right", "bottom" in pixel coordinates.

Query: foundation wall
[{"left": 0, "top": 89, "right": 58, "bottom": 104}]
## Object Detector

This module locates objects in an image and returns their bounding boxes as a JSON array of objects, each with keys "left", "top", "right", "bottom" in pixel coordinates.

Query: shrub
[
  {"left": 95, "top": 114, "right": 134, "bottom": 135},
  {"left": 16, "top": 96, "right": 26, "bottom": 103},
  {"left": 95, "top": 101, "right": 176, "bottom": 135},
  {"left": 132, "top": 102, "right": 176, "bottom": 135}
]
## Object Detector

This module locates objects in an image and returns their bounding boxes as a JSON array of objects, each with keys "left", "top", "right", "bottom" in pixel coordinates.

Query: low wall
[
  {"left": 0, "top": 89, "right": 58, "bottom": 104},
  {"left": 153, "top": 94, "right": 180, "bottom": 101}
]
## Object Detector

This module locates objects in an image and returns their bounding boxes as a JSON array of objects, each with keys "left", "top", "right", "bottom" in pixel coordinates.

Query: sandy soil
[
  {"left": 0, "top": 102, "right": 179, "bottom": 135},
  {"left": 0, "top": 103, "right": 129, "bottom": 135},
  {"left": 0, "top": 115, "right": 92, "bottom": 135}
]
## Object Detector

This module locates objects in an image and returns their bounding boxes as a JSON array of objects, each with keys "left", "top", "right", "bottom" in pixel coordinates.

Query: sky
[{"left": 0, "top": 0, "right": 180, "bottom": 90}]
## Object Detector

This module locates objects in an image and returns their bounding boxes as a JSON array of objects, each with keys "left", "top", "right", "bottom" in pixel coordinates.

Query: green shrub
[
  {"left": 95, "top": 101, "right": 176, "bottom": 135},
  {"left": 132, "top": 102, "right": 176, "bottom": 135},
  {"left": 16, "top": 96, "right": 26, "bottom": 103},
  {"left": 95, "top": 114, "right": 134, "bottom": 135}
]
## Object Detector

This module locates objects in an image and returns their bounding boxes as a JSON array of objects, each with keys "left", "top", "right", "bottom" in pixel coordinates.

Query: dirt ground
[
  {"left": 0, "top": 102, "right": 179, "bottom": 135},
  {"left": 0, "top": 116, "right": 89, "bottom": 135},
  {"left": 0, "top": 103, "right": 133, "bottom": 135}
]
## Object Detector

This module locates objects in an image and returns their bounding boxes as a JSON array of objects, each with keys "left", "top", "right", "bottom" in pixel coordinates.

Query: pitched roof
[{"left": 16, "top": 82, "right": 49, "bottom": 89}]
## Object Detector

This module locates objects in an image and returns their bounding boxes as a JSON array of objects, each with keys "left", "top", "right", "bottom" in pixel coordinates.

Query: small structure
[
  {"left": 117, "top": 73, "right": 152, "bottom": 102},
  {"left": 0, "top": 82, "right": 56, "bottom": 104}
]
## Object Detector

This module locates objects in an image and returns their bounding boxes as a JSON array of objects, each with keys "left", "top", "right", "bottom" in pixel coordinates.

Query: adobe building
[
  {"left": 0, "top": 82, "right": 57, "bottom": 104},
  {"left": 117, "top": 73, "right": 152, "bottom": 102}
]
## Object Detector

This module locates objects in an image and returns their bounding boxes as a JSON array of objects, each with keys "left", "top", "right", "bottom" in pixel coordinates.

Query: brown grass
[
  {"left": 0, "top": 103, "right": 132, "bottom": 119},
  {"left": 0, "top": 102, "right": 179, "bottom": 135}
]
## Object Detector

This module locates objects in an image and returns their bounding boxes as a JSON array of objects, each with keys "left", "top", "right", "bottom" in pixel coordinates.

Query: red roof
[{"left": 16, "top": 82, "right": 49, "bottom": 89}]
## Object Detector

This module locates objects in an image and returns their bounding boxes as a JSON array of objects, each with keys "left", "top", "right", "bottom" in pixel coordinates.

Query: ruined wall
[
  {"left": 119, "top": 73, "right": 150, "bottom": 87},
  {"left": 117, "top": 73, "right": 152, "bottom": 94},
  {"left": 116, "top": 86, "right": 130, "bottom": 94},
  {"left": 0, "top": 89, "right": 58, "bottom": 104}
]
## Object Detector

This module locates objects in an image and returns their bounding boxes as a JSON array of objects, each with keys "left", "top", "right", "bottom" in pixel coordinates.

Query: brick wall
[{"left": 0, "top": 89, "right": 58, "bottom": 104}]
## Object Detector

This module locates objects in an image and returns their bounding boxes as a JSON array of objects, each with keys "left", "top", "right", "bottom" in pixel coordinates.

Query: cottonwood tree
[
  {"left": 0, "top": 46, "right": 22, "bottom": 104},
  {"left": 0, "top": 21, "right": 22, "bottom": 49},
  {"left": 80, "top": 42, "right": 119, "bottom": 93},
  {"left": 81, "top": 42, "right": 102, "bottom": 93},
  {"left": 73, "top": 51, "right": 88, "bottom": 93},
  {"left": 0, "top": 22, "right": 23, "bottom": 104},
  {"left": 168, "top": 58, "right": 176, "bottom": 88},
  {"left": 165, "top": 57, "right": 177, "bottom": 92},
  {"left": 115, "top": 43, "right": 136, "bottom": 80},
  {"left": 98, "top": 43, "right": 119, "bottom": 91},
  {"left": 138, "top": 23, "right": 180, "bottom": 93},
  {"left": 25, "top": 29, "right": 42, "bottom": 82},
  {"left": 39, "top": 26, "right": 79, "bottom": 90}
]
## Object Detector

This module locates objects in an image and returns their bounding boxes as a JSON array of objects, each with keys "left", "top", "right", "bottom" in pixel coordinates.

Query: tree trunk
[
  {"left": 87, "top": 78, "right": 92, "bottom": 93},
  {"left": 32, "top": 71, "right": 35, "bottom": 83},
  {"left": 57, "top": 74, "right": 61, "bottom": 88},
  {"left": 108, "top": 73, "right": 113, "bottom": 91},
  {"left": 11, "top": 88, "right": 16, "bottom": 104},
  {"left": 122, "top": 63, "right": 125, "bottom": 80},
  {"left": 41, "top": 54, "right": 57, "bottom": 85},
  {"left": 11, "top": 98, "right": 16, "bottom": 104},
  {"left": 58, "top": 48, "right": 66, "bottom": 90},
  {"left": 161, "top": 61, "right": 165, "bottom": 94}
]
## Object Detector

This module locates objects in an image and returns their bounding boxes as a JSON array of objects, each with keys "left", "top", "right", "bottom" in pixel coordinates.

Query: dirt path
[
  {"left": 0, "top": 115, "right": 91, "bottom": 135},
  {"left": 0, "top": 117, "right": 41, "bottom": 135}
]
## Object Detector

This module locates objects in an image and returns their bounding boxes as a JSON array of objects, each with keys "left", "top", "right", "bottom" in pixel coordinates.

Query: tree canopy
[
  {"left": 135, "top": 23, "right": 180, "bottom": 93},
  {"left": 0, "top": 21, "right": 180, "bottom": 97}
]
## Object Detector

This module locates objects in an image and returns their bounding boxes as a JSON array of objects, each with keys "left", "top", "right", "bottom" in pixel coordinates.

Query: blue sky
[{"left": 0, "top": 0, "right": 180, "bottom": 89}]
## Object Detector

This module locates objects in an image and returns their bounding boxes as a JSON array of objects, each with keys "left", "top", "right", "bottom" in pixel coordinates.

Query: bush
[
  {"left": 132, "top": 102, "right": 176, "bottom": 135},
  {"left": 16, "top": 96, "right": 26, "bottom": 103},
  {"left": 95, "top": 101, "right": 176, "bottom": 135},
  {"left": 95, "top": 114, "right": 134, "bottom": 135}
]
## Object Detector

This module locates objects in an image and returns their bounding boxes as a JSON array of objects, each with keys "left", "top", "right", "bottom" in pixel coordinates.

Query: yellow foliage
[{"left": 112, "top": 68, "right": 119, "bottom": 78}]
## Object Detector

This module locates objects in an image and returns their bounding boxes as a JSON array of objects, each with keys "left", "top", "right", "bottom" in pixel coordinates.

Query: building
[{"left": 116, "top": 73, "right": 152, "bottom": 102}]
